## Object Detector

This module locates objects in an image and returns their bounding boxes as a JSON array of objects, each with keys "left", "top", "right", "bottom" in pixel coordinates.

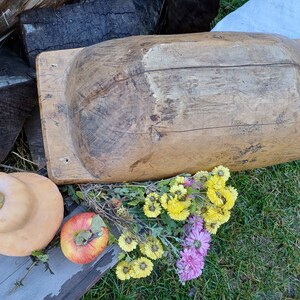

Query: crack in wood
[{"left": 80, "top": 61, "right": 300, "bottom": 105}]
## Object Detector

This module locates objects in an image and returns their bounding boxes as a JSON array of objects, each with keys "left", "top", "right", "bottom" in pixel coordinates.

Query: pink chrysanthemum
[
  {"left": 188, "top": 215, "right": 204, "bottom": 230},
  {"left": 176, "top": 248, "right": 205, "bottom": 282},
  {"left": 183, "top": 178, "right": 194, "bottom": 187},
  {"left": 191, "top": 181, "right": 203, "bottom": 190},
  {"left": 183, "top": 215, "right": 203, "bottom": 236},
  {"left": 184, "top": 229, "right": 211, "bottom": 256}
]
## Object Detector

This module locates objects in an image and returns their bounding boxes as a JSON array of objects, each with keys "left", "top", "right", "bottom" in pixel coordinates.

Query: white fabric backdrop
[{"left": 212, "top": 0, "right": 300, "bottom": 39}]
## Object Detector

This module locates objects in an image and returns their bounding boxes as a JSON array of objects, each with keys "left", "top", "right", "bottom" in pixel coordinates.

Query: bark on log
[
  {"left": 0, "top": 0, "right": 67, "bottom": 36},
  {"left": 36, "top": 32, "right": 300, "bottom": 184},
  {"left": 20, "top": 0, "right": 164, "bottom": 68},
  {"left": 0, "top": 49, "right": 37, "bottom": 162}
]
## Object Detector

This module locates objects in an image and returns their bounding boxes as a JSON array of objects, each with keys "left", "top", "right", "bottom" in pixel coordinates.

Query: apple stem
[
  {"left": 0, "top": 192, "right": 4, "bottom": 209},
  {"left": 74, "top": 229, "right": 101, "bottom": 246},
  {"left": 84, "top": 233, "right": 100, "bottom": 244}
]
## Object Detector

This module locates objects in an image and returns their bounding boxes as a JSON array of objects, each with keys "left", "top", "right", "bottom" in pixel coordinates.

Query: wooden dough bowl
[{"left": 36, "top": 32, "right": 300, "bottom": 184}]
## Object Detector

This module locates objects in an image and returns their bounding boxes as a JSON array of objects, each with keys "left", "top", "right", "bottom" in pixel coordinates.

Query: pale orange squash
[{"left": 0, "top": 172, "right": 64, "bottom": 256}]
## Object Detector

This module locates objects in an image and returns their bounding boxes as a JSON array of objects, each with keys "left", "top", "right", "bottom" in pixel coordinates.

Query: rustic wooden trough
[{"left": 36, "top": 32, "right": 300, "bottom": 184}]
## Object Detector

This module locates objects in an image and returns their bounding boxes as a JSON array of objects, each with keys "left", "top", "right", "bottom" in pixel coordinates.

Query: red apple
[{"left": 60, "top": 212, "right": 109, "bottom": 264}]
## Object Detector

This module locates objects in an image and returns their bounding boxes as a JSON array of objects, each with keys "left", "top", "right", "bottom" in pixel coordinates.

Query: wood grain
[
  {"left": 37, "top": 32, "right": 300, "bottom": 184},
  {"left": 20, "top": 0, "right": 164, "bottom": 67},
  {"left": 0, "top": 49, "right": 37, "bottom": 162},
  {"left": 24, "top": 105, "right": 46, "bottom": 168}
]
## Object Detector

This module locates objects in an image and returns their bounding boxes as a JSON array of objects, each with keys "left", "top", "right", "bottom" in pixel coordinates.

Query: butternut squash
[{"left": 0, "top": 172, "right": 64, "bottom": 256}]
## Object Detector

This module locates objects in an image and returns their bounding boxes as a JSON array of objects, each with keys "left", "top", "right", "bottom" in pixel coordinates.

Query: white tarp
[{"left": 212, "top": 0, "right": 300, "bottom": 39}]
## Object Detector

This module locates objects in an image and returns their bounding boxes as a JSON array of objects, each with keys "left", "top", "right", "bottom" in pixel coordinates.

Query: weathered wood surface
[
  {"left": 0, "top": 49, "right": 37, "bottom": 162},
  {"left": 0, "top": 0, "right": 67, "bottom": 36},
  {"left": 158, "top": 0, "right": 220, "bottom": 34},
  {"left": 36, "top": 32, "right": 300, "bottom": 184},
  {"left": 20, "top": 0, "right": 164, "bottom": 67},
  {"left": 24, "top": 105, "right": 46, "bottom": 168},
  {"left": 0, "top": 205, "right": 121, "bottom": 300}
]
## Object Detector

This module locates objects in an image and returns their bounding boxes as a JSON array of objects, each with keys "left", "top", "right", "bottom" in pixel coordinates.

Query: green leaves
[
  {"left": 126, "top": 198, "right": 142, "bottom": 207},
  {"left": 74, "top": 230, "right": 93, "bottom": 245},
  {"left": 75, "top": 191, "right": 84, "bottom": 200},
  {"left": 160, "top": 212, "right": 179, "bottom": 236},
  {"left": 31, "top": 250, "right": 49, "bottom": 263},
  {"left": 74, "top": 215, "right": 106, "bottom": 245},
  {"left": 60, "top": 185, "right": 81, "bottom": 204},
  {"left": 117, "top": 252, "right": 126, "bottom": 261},
  {"left": 91, "top": 215, "right": 106, "bottom": 234},
  {"left": 108, "top": 232, "right": 117, "bottom": 244},
  {"left": 112, "top": 185, "right": 145, "bottom": 201},
  {"left": 151, "top": 226, "right": 163, "bottom": 238},
  {"left": 157, "top": 179, "right": 172, "bottom": 194}
]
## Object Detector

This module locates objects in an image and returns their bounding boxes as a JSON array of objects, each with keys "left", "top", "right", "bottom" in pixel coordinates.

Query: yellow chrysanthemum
[
  {"left": 179, "top": 197, "right": 192, "bottom": 208},
  {"left": 220, "top": 188, "right": 235, "bottom": 211},
  {"left": 140, "top": 237, "right": 164, "bottom": 260},
  {"left": 118, "top": 232, "right": 138, "bottom": 252},
  {"left": 143, "top": 201, "right": 162, "bottom": 218},
  {"left": 207, "top": 175, "right": 225, "bottom": 190},
  {"left": 145, "top": 192, "right": 160, "bottom": 204},
  {"left": 227, "top": 186, "right": 238, "bottom": 201},
  {"left": 160, "top": 193, "right": 169, "bottom": 210},
  {"left": 116, "top": 206, "right": 130, "bottom": 218},
  {"left": 139, "top": 242, "right": 146, "bottom": 254},
  {"left": 207, "top": 188, "right": 223, "bottom": 207},
  {"left": 170, "top": 184, "right": 187, "bottom": 198},
  {"left": 174, "top": 176, "right": 185, "bottom": 184},
  {"left": 205, "top": 222, "right": 221, "bottom": 235},
  {"left": 116, "top": 261, "right": 132, "bottom": 280},
  {"left": 212, "top": 165, "right": 231, "bottom": 182},
  {"left": 203, "top": 207, "right": 230, "bottom": 224},
  {"left": 193, "top": 171, "right": 210, "bottom": 187},
  {"left": 167, "top": 197, "right": 190, "bottom": 221},
  {"left": 167, "top": 196, "right": 184, "bottom": 213},
  {"left": 131, "top": 257, "right": 153, "bottom": 279}
]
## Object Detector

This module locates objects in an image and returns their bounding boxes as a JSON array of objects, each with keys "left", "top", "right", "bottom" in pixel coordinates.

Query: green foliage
[
  {"left": 31, "top": 250, "right": 49, "bottom": 263},
  {"left": 91, "top": 215, "right": 107, "bottom": 233},
  {"left": 74, "top": 231, "right": 93, "bottom": 245},
  {"left": 212, "top": 0, "right": 249, "bottom": 26},
  {"left": 60, "top": 184, "right": 81, "bottom": 204}
]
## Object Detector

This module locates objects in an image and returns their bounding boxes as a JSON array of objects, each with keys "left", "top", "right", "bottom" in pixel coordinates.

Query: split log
[
  {"left": 0, "top": 0, "right": 68, "bottom": 37},
  {"left": 36, "top": 32, "right": 300, "bottom": 184},
  {"left": 23, "top": 105, "right": 46, "bottom": 168},
  {"left": 0, "top": 49, "right": 37, "bottom": 162},
  {"left": 158, "top": 0, "right": 220, "bottom": 34},
  {"left": 20, "top": 0, "right": 164, "bottom": 68}
]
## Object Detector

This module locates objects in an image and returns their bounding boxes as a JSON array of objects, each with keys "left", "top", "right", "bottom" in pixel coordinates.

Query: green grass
[
  {"left": 83, "top": 162, "right": 300, "bottom": 300},
  {"left": 213, "top": 0, "right": 249, "bottom": 26}
]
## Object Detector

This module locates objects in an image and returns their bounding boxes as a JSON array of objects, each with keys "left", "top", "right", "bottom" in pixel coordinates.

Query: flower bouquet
[{"left": 80, "top": 165, "right": 238, "bottom": 284}]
